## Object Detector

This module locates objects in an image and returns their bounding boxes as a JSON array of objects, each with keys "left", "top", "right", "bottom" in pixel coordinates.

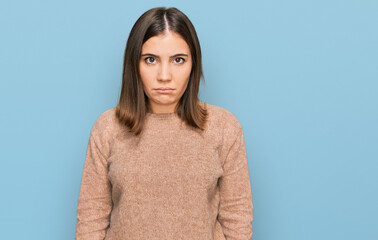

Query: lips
[
  {"left": 155, "top": 87, "right": 174, "bottom": 90},
  {"left": 154, "top": 87, "right": 175, "bottom": 94}
]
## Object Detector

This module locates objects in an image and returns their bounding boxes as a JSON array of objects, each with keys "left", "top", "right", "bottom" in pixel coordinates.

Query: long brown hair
[{"left": 115, "top": 7, "right": 208, "bottom": 136}]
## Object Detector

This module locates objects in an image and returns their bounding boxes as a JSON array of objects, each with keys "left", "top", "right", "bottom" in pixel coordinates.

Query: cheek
[
  {"left": 173, "top": 69, "right": 187, "bottom": 80},
  {"left": 176, "top": 68, "right": 191, "bottom": 91},
  {"left": 178, "top": 64, "right": 192, "bottom": 80},
  {"left": 183, "top": 66, "right": 192, "bottom": 83},
  {"left": 139, "top": 65, "right": 153, "bottom": 87}
]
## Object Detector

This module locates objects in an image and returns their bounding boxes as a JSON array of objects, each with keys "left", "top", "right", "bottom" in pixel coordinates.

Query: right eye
[{"left": 144, "top": 57, "right": 156, "bottom": 64}]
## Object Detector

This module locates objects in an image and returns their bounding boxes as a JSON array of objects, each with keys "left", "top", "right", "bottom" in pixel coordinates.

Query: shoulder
[
  {"left": 201, "top": 101, "right": 243, "bottom": 132},
  {"left": 201, "top": 101, "right": 244, "bottom": 164},
  {"left": 85, "top": 107, "right": 118, "bottom": 159},
  {"left": 90, "top": 107, "right": 118, "bottom": 139}
]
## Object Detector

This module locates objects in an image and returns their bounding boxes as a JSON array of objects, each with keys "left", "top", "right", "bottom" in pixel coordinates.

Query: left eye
[{"left": 174, "top": 57, "right": 185, "bottom": 63}]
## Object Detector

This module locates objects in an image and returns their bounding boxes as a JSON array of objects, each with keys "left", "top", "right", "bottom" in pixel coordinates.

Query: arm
[
  {"left": 218, "top": 126, "right": 253, "bottom": 240},
  {"left": 75, "top": 119, "right": 113, "bottom": 240}
]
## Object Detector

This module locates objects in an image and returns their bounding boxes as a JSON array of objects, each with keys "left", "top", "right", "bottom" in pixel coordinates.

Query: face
[{"left": 139, "top": 30, "right": 192, "bottom": 113}]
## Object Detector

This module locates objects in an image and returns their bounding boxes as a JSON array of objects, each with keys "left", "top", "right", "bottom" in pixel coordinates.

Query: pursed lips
[
  {"left": 154, "top": 87, "right": 175, "bottom": 93},
  {"left": 155, "top": 87, "right": 174, "bottom": 90}
]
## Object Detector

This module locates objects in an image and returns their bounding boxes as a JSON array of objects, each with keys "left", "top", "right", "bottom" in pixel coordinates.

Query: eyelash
[{"left": 143, "top": 57, "right": 185, "bottom": 64}]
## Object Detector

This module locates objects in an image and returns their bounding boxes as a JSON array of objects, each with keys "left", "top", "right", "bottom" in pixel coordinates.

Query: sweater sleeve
[
  {"left": 218, "top": 124, "right": 253, "bottom": 240},
  {"left": 75, "top": 116, "right": 113, "bottom": 240}
]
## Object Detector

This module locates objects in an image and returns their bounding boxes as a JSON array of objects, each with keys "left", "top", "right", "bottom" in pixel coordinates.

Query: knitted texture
[{"left": 75, "top": 101, "right": 253, "bottom": 240}]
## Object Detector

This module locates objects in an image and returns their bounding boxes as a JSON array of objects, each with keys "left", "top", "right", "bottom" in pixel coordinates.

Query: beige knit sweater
[{"left": 75, "top": 101, "right": 253, "bottom": 240}]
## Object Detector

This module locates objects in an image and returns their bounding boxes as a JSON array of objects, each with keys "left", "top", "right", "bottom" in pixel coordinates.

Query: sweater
[{"left": 75, "top": 101, "right": 253, "bottom": 240}]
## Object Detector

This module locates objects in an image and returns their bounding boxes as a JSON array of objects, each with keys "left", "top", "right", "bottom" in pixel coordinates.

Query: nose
[{"left": 157, "top": 62, "right": 172, "bottom": 82}]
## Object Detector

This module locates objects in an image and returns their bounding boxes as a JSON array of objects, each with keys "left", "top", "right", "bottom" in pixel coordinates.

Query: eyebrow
[{"left": 141, "top": 53, "right": 189, "bottom": 58}]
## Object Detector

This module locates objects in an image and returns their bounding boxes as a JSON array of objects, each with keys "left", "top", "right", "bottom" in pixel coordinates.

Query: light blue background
[{"left": 1, "top": 0, "right": 377, "bottom": 239}]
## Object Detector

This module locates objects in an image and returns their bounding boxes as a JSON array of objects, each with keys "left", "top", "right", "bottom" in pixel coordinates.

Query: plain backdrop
[{"left": 0, "top": 0, "right": 377, "bottom": 239}]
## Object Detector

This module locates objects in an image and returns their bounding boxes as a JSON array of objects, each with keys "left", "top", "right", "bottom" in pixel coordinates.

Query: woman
[{"left": 75, "top": 7, "right": 253, "bottom": 240}]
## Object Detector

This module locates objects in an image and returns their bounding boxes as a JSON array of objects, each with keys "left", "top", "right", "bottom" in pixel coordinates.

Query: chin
[
  {"left": 153, "top": 98, "right": 178, "bottom": 105},
  {"left": 154, "top": 97, "right": 175, "bottom": 103}
]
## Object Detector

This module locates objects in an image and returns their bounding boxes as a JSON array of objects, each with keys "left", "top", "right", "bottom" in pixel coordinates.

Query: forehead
[{"left": 141, "top": 31, "right": 190, "bottom": 55}]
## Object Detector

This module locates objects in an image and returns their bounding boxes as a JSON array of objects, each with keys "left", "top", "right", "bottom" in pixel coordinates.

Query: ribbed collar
[{"left": 146, "top": 111, "right": 178, "bottom": 119}]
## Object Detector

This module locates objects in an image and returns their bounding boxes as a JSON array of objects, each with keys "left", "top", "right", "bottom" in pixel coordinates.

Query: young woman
[{"left": 75, "top": 7, "right": 253, "bottom": 240}]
